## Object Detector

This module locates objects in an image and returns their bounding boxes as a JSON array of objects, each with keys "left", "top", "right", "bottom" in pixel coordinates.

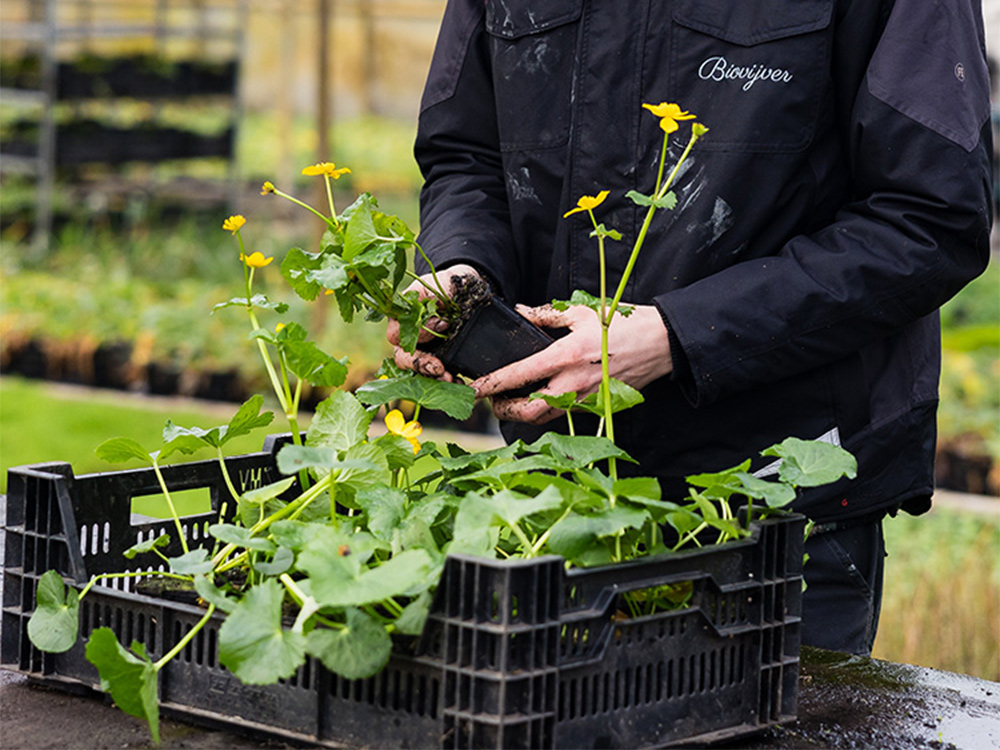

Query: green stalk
[
  {"left": 606, "top": 129, "right": 699, "bottom": 323},
  {"left": 273, "top": 187, "right": 337, "bottom": 230},
  {"left": 508, "top": 519, "right": 537, "bottom": 558},
  {"left": 79, "top": 570, "right": 190, "bottom": 599},
  {"left": 154, "top": 603, "right": 216, "bottom": 671},
  {"left": 590, "top": 209, "right": 618, "bottom": 480},
  {"left": 530, "top": 505, "right": 575, "bottom": 555},
  {"left": 211, "top": 475, "right": 332, "bottom": 567},
  {"left": 673, "top": 522, "right": 707, "bottom": 551},
  {"left": 151, "top": 458, "right": 189, "bottom": 555},
  {"left": 323, "top": 174, "right": 337, "bottom": 222},
  {"left": 216, "top": 448, "right": 241, "bottom": 504}
]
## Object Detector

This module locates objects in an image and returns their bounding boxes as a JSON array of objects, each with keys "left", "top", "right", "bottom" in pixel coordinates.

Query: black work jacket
[{"left": 414, "top": 0, "right": 993, "bottom": 523}]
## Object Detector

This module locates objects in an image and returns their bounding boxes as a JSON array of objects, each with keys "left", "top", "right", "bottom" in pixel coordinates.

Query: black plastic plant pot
[{"left": 432, "top": 295, "right": 553, "bottom": 383}]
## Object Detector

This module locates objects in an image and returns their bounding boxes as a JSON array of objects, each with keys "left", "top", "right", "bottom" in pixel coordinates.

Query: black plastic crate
[{"left": 1, "top": 438, "right": 805, "bottom": 748}]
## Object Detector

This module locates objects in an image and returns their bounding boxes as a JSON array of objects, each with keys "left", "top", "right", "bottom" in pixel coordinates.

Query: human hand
[
  {"left": 470, "top": 303, "right": 673, "bottom": 424},
  {"left": 386, "top": 263, "right": 482, "bottom": 380}
]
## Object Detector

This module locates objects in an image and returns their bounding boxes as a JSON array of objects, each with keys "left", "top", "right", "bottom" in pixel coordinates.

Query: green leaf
[
  {"left": 437, "top": 441, "right": 523, "bottom": 472},
  {"left": 123, "top": 533, "right": 170, "bottom": 560},
  {"left": 222, "top": 395, "right": 275, "bottom": 444},
  {"left": 761, "top": 438, "right": 858, "bottom": 488},
  {"left": 449, "top": 494, "right": 501, "bottom": 557},
  {"left": 343, "top": 194, "right": 379, "bottom": 260},
  {"left": 269, "top": 519, "right": 329, "bottom": 553},
  {"left": 529, "top": 391, "right": 579, "bottom": 411},
  {"left": 281, "top": 246, "right": 324, "bottom": 301},
  {"left": 95, "top": 437, "right": 150, "bottom": 465},
  {"left": 276, "top": 444, "right": 336, "bottom": 474},
  {"left": 193, "top": 575, "right": 236, "bottom": 613},
  {"left": 299, "top": 534, "right": 437, "bottom": 608},
  {"left": 307, "top": 252, "right": 352, "bottom": 293},
  {"left": 576, "top": 378, "right": 645, "bottom": 417},
  {"left": 394, "top": 590, "right": 433, "bottom": 636},
  {"left": 545, "top": 505, "right": 650, "bottom": 562},
  {"left": 391, "top": 295, "right": 425, "bottom": 354},
  {"left": 527, "top": 433, "right": 635, "bottom": 469},
  {"left": 306, "top": 608, "right": 392, "bottom": 679},
  {"left": 211, "top": 294, "right": 288, "bottom": 314},
  {"left": 168, "top": 548, "right": 214, "bottom": 575},
  {"left": 486, "top": 487, "right": 566, "bottom": 528},
  {"left": 241, "top": 476, "right": 297, "bottom": 506},
  {"left": 208, "top": 524, "right": 277, "bottom": 553},
  {"left": 85, "top": 628, "right": 160, "bottom": 744},
  {"left": 355, "top": 375, "right": 475, "bottom": 421},
  {"left": 657, "top": 191, "right": 678, "bottom": 209},
  {"left": 732, "top": 471, "right": 797, "bottom": 508},
  {"left": 27, "top": 570, "right": 79, "bottom": 653},
  {"left": 625, "top": 190, "right": 677, "bottom": 210},
  {"left": 252, "top": 547, "right": 295, "bottom": 576},
  {"left": 307, "top": 390, "right": 373, "bottom": 452},
  {"left": 455, "top": 454, "right": 565, "bottom": 489},
  {"left": 218, "top": 578, "right": 306, "bottom": 684},
  {"left": 282, "top": 340, "right": 349, "bottom": 388},
  {"left": 590, "top": 223, "right": 622, "bottom": 241},
  {"left": 158, "top": 426, "right": 211, "bottom": 459},
  {"left": 336, "top": 441, "right": 392, "bottom": 491},
  {"left": 354, "top": 485, "right": 407, "bottom": 543},
  {"left": 372, "top": 433, "right": 417, "bottom": 472}
]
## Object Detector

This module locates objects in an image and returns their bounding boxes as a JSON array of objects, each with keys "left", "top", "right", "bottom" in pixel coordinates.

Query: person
[{"left": 388, "top": 0, "right": 993, "bottom": 655}]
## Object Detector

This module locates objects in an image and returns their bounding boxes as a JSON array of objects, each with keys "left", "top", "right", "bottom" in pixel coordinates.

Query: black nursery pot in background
[{"left": 432, "top": 295, "right": 554, "bottom": 384}]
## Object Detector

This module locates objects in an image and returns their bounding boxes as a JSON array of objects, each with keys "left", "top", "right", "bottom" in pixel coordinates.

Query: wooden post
[
  {"left": 312, "top": 0, "right": 334, "bottom": 336},
  {"left": 277, "top": 0, "right": 296, "bottom": 194},
  {"left": 359, "top": 0, "right": 375, "bottom": 114}
]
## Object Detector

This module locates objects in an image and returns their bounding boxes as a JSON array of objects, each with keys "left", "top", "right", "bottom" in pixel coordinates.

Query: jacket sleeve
[
  {"left": 413, "top": 0, "right": 519, "bottom": 299},
  {"left": 655, "top": 0, "right": 993, "bottom": 407}
]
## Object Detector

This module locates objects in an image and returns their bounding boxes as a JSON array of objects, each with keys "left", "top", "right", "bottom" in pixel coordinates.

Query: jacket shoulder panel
[{"left": 866, "top": 0, "right": 990, "bottom": 152}]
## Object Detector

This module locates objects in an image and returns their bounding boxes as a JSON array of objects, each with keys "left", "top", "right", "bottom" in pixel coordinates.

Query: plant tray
[{"left": 1, "top": 438, "right": 805, "bottom": 749}]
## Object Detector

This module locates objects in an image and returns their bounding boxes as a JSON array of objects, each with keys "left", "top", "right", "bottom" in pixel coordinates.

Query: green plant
[{"left": 25, "top": 105, "right": 858, "bottom": 743}]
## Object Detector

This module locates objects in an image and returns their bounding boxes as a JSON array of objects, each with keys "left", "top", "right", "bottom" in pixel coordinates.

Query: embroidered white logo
[{"left": 698, "top": 56, "right": 793, "bottom": 91}]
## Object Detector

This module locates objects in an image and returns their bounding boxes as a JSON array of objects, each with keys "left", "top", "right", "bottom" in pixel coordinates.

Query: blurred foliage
[
  {"left": 874, "top": 505, "right": 1000, "bottom": 681},
  {"left": 937, "top": 261, "right": 1000, "bottom": 476}
]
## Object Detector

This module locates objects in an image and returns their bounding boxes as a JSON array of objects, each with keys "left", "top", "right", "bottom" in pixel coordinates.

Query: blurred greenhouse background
[{"left": 0, "top": 0, "right": 998, "bottom": 681}]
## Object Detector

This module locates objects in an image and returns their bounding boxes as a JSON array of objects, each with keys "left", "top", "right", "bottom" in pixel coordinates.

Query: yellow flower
[
  {"left": 563, "top": 190, "right": 610, "bottom": 218},
  {"left": 222, "top": 215, "right": 246, "bottom": 234},
  {"left": 642, "top": 102, "right": 697, "bottom": 134},
  {"left": 240, "top": 251, "right": 274, "bottom": 268},
  {"left": 260, "top": 181, "right": 275, "bottom": 195},
  {"left": 275, "top": 323, "right": 286, "bottom": 332},
  {"left": 302, "top": 162, "right": 352, "bottom": 179},
  {"left": 384, "top": 408, "right": 422, "bottom": 454}
]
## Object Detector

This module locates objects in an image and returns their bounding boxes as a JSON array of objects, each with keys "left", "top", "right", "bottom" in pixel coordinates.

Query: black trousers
[{"left": 801, "top": 519, "right": 886, "bottom": 655}]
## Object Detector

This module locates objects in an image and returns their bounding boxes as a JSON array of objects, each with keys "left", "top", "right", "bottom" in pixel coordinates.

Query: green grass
[
  {"left": 872, "top": 505, "right": 1000, "bottom": 681},
  {"left": 0, "top": 375, "right": 273, "bottom": 494}
]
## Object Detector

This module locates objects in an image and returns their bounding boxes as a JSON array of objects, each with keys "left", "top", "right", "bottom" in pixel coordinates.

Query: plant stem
[
  {"left": 151, "top": 458, "right": 189, "bottom": 555},
  {"left": 273, "top": 187, "right": 337, "bottom": 230},
  {"left": 154, "top": 603, "right": 216, "bottom": 671},
  {"left": 530, "top": 505, "right": 574, "bottom": 555},
  {"left": 606, "top": 129, "right": 698, "bottom": 323},
  {"left": 211, "top": 475, "right": 332, "bottom": 568},
  {"left": 79, "top": 570, "right": 191, "bottom": 599},
  {"left": 590, "top": 210, "right": 618, "bottom": 480},
  {"left": 323, "top": 174, "right": 337, "bottom": 223},
  {"left": 508, "top": 519, "right": 537, "bottom": 558},
  {"left": 216, "top": 448, "right": 241, "bottom": 504},
  {"left": 673, "top": 522, "right": 707, "bottom": 551}
]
